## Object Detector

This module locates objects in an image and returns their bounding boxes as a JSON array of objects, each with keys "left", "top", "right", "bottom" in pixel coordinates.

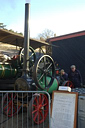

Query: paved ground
[
  {"left": 0, "top": 95, "right": 49, "bottom": 128},
  {"left": 0, "top": 110, "right": 49, "bottom": 128}
]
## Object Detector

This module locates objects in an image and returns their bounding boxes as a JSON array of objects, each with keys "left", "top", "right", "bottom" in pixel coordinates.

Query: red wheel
[
  {"left": 62, "top": 80, "right": 74, "bottom": 88},
  {"left": 29, "top": 94, "right": 49, "bottom": 124},
  {"left": 3, "top": 93, "right": 21, "bottom": 117}
]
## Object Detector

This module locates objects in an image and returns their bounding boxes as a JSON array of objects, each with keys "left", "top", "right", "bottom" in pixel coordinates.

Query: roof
[
  {"left": 0, "top": 29, "right": 49, "bottom": 49},
  {"left": 47, "top": 30, "right": 85, "bottom": 42}
]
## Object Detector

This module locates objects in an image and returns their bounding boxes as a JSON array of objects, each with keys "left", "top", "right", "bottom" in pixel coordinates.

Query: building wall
[{"left": 52, "top": 35, "right": 85, "bottom": 84}]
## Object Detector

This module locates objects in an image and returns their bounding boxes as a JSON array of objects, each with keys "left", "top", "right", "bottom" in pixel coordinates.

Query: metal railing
[{"left": 0, "top": 91, "right": 50, "bottom": 128}]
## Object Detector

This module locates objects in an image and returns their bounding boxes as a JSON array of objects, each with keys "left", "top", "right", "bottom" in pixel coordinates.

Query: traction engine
[{"left": 1, "top": 2, "right": 73, "bottom": 125}]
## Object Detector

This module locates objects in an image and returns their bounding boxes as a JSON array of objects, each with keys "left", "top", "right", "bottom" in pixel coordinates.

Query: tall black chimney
[{"left": 23, "top": 3, "right": 30, "bottom": 76}]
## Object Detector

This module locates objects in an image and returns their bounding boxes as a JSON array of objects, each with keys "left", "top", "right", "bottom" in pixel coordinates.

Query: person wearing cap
[
  {"left": 68, "top": 65, "right": 82, "bottom": 88},
  {"left": 60, "top": 69, "right": 68, "bottom": 81}
]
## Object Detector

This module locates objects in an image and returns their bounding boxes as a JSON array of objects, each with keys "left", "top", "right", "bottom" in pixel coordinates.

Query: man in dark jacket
[{"left": 68, "top": 65, "right": 82, "bottom": 88}]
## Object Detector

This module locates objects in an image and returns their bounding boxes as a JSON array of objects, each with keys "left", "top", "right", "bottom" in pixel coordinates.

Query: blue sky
[{"left": 0, "top": 0, "right": 85, "bottom": 38}]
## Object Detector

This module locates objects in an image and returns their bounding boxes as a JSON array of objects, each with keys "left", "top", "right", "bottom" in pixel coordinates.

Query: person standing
[{"left": 68, "top": 65, "right": 82, "bottom": 88}]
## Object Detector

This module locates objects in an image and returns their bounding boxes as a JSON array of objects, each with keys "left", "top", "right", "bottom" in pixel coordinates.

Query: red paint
[{"left": 49, "top": 31, "right": 85, "bottom": 42}]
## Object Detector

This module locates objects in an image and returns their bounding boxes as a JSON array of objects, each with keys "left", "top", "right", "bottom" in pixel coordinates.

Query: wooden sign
[{"left": 51, "top": 91, "right": 78, "bottom": 128}]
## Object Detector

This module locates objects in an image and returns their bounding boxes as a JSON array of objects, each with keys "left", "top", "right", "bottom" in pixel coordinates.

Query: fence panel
[{"left": 0, "top": 91, "right": 50, "bottom": 128}]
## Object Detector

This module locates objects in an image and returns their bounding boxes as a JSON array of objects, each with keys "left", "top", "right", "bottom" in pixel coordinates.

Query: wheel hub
[{"left": 38, "top": 104, "right": 42, "bottom": 109}]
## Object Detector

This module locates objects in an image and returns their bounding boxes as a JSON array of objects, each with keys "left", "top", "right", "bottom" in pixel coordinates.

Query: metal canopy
[{"left": 0, "top": 29, "right": 49, "bottom": 49}]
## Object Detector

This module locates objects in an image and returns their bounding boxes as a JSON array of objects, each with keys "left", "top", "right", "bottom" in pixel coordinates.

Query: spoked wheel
[
  {"left": 62, "top": 80, "right": 74, "bottom": 88},
  {"left": 29, "top": 94, "right": 49, "bottom": 124},
  {"left": 33, "top": 55, "right": 55, "bottom": 89},
  {"left": 3, "top": 93, "right": 21, "bottom": 117},
  {"left": 19, "top": 46, "right": 36, "bottom": 69}
]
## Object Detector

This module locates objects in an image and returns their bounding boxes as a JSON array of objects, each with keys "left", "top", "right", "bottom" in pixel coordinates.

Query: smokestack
[{"left": 23, "top": 3, "right": 30, "bottom": 76}]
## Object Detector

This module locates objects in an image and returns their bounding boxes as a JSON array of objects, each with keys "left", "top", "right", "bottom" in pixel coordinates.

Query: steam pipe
[{"left": 23, "top": 3, "right": 30, "bottom": 76}]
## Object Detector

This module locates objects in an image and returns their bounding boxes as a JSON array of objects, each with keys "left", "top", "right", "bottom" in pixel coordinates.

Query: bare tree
[{"left": 38, "top": 29, "right": 55, "bottom": 41}]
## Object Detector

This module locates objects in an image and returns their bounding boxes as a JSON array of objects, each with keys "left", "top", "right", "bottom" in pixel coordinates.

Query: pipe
[{"left": 23, "top": 3, "right": 30, "bottom": 76}]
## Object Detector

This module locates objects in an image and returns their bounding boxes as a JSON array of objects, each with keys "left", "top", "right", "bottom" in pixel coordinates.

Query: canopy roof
[{"left": 0, "top": 29, "right": 49, "bottom": 49}]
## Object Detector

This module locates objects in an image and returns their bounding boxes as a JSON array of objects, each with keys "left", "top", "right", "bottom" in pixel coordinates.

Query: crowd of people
[{"left": 60, "top": 65, "right": 83, "bottom": 88}]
